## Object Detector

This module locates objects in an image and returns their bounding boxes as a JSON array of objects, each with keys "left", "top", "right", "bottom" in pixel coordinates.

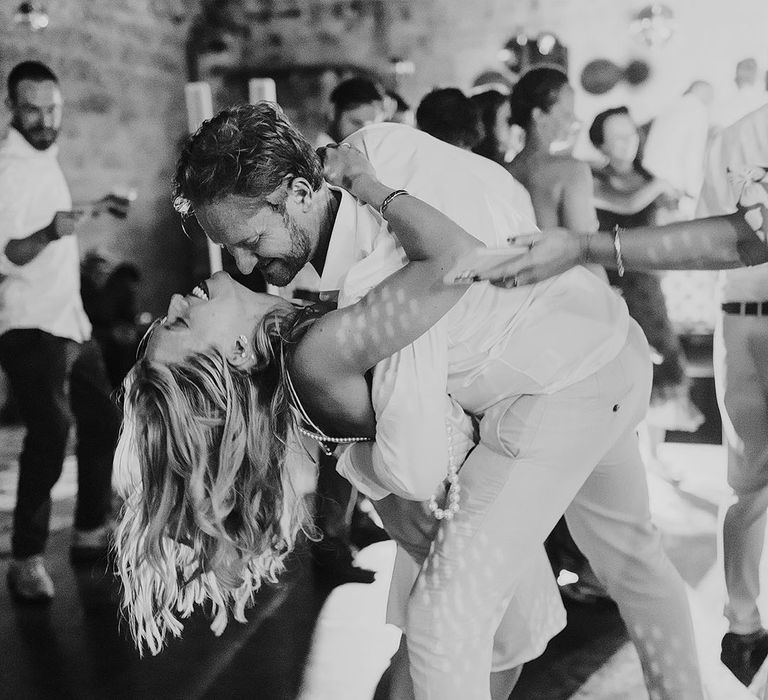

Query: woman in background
[{"left": 590, "top": 106, "right": 703, "bottom": 470}]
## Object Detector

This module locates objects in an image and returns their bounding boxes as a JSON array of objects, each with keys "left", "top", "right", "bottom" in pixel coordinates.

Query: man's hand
[
  {"left": 459, "top": 229, "right": 585, "bottom": 287},
  {"left": 50, "top": 210, "right": 85, "bottom": 238},
  {"left": 321, "top": 143, "right": 378, "bottom": 199},
  {"left": 71, "top": 192, "right": 134, "bottom": 222}
]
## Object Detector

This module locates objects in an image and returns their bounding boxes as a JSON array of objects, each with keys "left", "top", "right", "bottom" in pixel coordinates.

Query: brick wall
[
  {"left": 0, "top": 0, "right": 192, "bottom": 316},
  {"left": 198, "top": 0, "right": 768, "bottom": 141}
]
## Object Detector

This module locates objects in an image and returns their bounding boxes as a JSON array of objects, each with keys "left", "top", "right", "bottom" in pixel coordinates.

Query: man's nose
[
  {"left": 232, "top": 249, "right": 258, "bottom": 275},
  {"left": 41, "top": 111, "right": 55, "bottom": 129}
]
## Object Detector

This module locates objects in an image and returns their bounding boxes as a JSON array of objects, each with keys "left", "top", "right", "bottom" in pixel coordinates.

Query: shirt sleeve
[{"left": 0, "top": 159, "right": 34, "bottom": 248}]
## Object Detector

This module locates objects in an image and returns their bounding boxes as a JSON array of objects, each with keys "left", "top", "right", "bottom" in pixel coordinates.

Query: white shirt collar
[
  {"left": 318, "top": 187, "right": 360, "bottom": 293},
  {"left": 5, "top": 126, "right": 59, "bottom": 159}
]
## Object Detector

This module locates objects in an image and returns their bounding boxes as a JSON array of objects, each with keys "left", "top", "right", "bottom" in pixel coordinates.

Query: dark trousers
[{"left": 0, "top": 329, "right": 120, "bottom": 558}]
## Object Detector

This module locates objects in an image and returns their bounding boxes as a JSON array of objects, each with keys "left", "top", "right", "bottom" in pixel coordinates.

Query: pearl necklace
[
  {"left": 427, "top": 422, "right": 461, "bottom": 520},
  {"left": 283, "top": 344, "right": 460, "bottom": 519}
]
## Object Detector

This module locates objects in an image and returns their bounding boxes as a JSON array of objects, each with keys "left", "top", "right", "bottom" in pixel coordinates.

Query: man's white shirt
[
  {"left": 697, "top": 104, "right": 768, "bottom": 302},
  {"left": 0, "top": 128, "right": 90, "bottom": 342},
  {"left": 325, "top": 123, "right": 629, "bottom": 500}
]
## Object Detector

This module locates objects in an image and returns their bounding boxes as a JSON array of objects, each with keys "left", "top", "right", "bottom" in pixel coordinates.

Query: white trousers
[
  {"left": 405, "top": 320, "right": 704, "bottom": 700},
  {"left": 715, "top": 313, "right": 768, "bottom": 635}
]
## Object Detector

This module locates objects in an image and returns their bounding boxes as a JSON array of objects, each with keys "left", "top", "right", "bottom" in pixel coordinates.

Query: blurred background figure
[
  {"left": 506, "top": 66, "right": 605, "bottom": 280},
  {"left": 642, "top": 80, "right": 714, "bottom": 220},
  {"left": 469, "top": 87, "right": 512, "bottom": 165},
  {"left": 384, "top": 89, "right": 414, "bottom": 126},
  {"left": 323, "top": 76, "right": 387, "bottom": 145},
  {"left": 80, "top": 249, "right": 144, "bottom": 389},
  {"left": 713, "top": 57, "right": 767, "bottom": 129},
  {"left": 590, "top": 105, "right": 703, "bottom": 474},
  {"left": 415, "top": 86, "right": 482, "bottom": 149}
]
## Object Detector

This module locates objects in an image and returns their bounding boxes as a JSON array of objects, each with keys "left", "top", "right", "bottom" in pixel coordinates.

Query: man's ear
[{"left": 287, "top": 176, "right": 315, "bottom": 212}]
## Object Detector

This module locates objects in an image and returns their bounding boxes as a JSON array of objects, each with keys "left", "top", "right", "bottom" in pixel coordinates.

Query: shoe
[
  {"left": 721, "top": 629, "right": 768, "bottom": 685},
  {"left": 70, "top": 524, "right": 111, "bottom": 564},
  {"left": 7, "top": 555, "right": 55, "bottom": 603}
]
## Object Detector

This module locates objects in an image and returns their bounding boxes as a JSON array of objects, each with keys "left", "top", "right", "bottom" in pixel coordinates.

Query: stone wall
[{"left": 0, "top": 0, "right": 193, "bottom": 316}]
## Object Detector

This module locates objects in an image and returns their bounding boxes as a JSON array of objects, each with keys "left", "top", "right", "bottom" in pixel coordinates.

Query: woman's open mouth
[{"left": 190, "top": 280, "right": 210, "bottom": 301}]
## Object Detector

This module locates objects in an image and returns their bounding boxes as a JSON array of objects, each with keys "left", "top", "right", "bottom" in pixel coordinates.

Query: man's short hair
[
  {"left": 416, "top": 88, "right": 482, "bottom": 150},
  {"left": 173, "top": 102, "right": 324, "bottom": 215},
  {"left": 7, "top": 61, "right": 58, "bottom": 103},
  {"left": 329, "top": 77, "right": 383, "bottom": 113},
  {"left": 589, "top": 106, "right": 630, "bottom": 148}
]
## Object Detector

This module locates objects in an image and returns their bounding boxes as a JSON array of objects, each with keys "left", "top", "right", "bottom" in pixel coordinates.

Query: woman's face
[
  {"left": 600, "top": 113, "right": 640, "bottom": 165},
  {"left": 540, "top": 84, "right": 581, "bottom": 154},
  {"left": 146, "top": 271, "right": 290, "bottom": 365}
]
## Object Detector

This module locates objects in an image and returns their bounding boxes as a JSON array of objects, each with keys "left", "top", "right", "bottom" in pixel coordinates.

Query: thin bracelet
[
  {"left": 379, "top": 189, "right": 409, "bottom": 217},
  {"left": 613, "top": 225, "right": 626, "bottom": 277},
  {"left": 583, "top": 232, "right": 594, "bottom": 265}
]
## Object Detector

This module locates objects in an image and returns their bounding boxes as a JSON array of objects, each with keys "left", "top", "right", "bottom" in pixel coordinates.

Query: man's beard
[
  {"left": 12, "top": 118, "right": 59, "bottom": 151},
  {"left": 260, "top": 215, "right": 313, "bottom": 287}
]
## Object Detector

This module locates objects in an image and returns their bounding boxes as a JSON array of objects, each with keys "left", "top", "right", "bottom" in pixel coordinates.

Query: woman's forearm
[{"left": 583, "top": 213, "right": 762, "bottom": 270}]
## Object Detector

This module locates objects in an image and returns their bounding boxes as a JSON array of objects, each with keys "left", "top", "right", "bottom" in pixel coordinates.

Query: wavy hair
[
  {"left": 173, "top": 102, "right": 324, "bottom": 216},
  {"left": 114, "top": 305, "right": 318, "bottom": 655}
]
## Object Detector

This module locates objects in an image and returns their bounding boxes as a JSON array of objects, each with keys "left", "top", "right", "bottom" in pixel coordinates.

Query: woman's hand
[
  {"left": 321, "top": 143, "right": 379, "bottom": 200},
  {"left": 476, "top": 229, "right": 585, "bottom": 287}
]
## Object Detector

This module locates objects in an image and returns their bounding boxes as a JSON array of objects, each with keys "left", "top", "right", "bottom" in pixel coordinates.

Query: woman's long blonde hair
[{"left": 114, "top": 306, "right": 315, "bottom": 655}]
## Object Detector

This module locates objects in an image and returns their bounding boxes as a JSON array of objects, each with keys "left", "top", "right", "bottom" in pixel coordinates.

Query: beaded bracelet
[
  {"left": 379, "top": 189, "right": 409, "bottom": 217},
  {"left": 613, "top": 225, "right": 626, "bottom": 277}
]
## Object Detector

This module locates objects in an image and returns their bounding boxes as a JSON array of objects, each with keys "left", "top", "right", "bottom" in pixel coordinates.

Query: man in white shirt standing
[
  {"left": 697, "top": 103, "right": 768, "bottom": 686},
  {"left": 0, "top": 62, "right": 122, "bottom": 602}
]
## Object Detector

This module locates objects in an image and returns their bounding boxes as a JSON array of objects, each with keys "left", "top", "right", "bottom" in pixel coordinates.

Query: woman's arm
[
  {"left": 593, "top": 177, "right": 672, "bottom": 215},
  {"left": 295, "top": 146, "right": 482, "bottom": 378},
  {"left": 473, "top": 211, "right": 766, "bottom": 288},
  {"left": 561, "top": 161, "right": 599, "bottom": 232}
]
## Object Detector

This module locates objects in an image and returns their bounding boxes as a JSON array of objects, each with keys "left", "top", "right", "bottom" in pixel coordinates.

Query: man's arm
[{"left": 4, "top": 214, "right": 69, "bottom": 265}]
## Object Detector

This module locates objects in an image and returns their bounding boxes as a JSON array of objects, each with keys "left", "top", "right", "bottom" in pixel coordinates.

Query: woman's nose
[{"left": 166, "top": 294, "right": 188, "bottom": 321}]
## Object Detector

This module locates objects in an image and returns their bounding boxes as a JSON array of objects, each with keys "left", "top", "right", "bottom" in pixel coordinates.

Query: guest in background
[
  {"left": 81, "top": 249, "right": 143, "bottom": 388},
  {"left": 642, "top": 81, "right": 713, "bottom": 219},
  {"left": 713, "top": 58, "right": 767, "bottom": 129},
  {"left": 415, "top": 87, "right": 482, "bottom": 150},
  {"left": 590, "top": 106, "right": 703, "bottom": 470},
  {"left": 384, "top": 89, "right": 414, "bottom": 126},
  {"left": 506, "top": 67, "right": 605, "bottom": 280},
  {"left": 326, "top": 77, "right": 386, "bottom": 144},
  {"left": 697, "top": 104, "right": 768, "bottom": 687},
  {"left": 470, "top": 87, "right": 512, "bottom": 165},
  {"left": 0, "top": 61, "right": 125, "bottom": 601}
]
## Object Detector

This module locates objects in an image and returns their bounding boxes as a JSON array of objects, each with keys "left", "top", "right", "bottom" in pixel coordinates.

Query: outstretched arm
[{"left": 458, "top": 211, "right": 766, "bottom": 288}]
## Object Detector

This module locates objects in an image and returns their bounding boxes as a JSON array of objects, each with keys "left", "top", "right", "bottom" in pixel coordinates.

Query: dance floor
[{"left": 0, "top": 425, "right": 763, "bottom": 699}]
